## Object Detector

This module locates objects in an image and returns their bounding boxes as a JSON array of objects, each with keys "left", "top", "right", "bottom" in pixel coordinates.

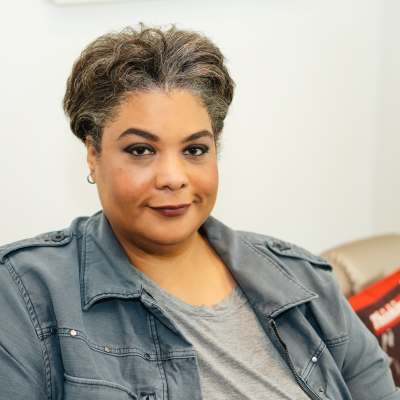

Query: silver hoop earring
[{"left": 87, "top": 174, "right": 95, "bottom": 184}]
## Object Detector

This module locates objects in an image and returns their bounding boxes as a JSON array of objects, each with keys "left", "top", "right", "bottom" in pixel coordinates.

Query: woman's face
[{"left": 87, "top": 90, "right": 219, "bottom": 250}]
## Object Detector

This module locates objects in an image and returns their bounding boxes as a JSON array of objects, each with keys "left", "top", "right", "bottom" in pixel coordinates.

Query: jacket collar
[
  {"left": 80, "top": 212, "right": 142, "bottom": 311},
  {"left": 202, "top": 216, "right": 318, "bottom": 317},
  {"left": 81, "top": 212, "right": 317, "bottom": 316}
]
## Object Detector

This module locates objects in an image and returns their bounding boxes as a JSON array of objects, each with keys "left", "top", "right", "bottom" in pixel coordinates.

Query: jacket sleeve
[
  {"left": 0, "top": 259, "right": 48, "bottom": 399},
  {"left": 339, "top": 292, "right": 400, "bottom": 400}
]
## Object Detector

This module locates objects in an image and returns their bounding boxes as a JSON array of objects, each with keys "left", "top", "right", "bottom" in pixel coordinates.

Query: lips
[{"left": 149, "top": 204, "right": 191, "bottom": 217}]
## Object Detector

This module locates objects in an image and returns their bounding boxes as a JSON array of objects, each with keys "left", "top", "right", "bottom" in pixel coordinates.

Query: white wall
[
  {"left": 0, "top": 0, "right": 398, "bottom": 254},
  {"left": 373, "top": 0, "right": 400, "bottom": 237}
]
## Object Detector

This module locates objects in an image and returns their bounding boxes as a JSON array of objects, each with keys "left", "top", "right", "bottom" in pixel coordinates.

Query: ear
[{"left": 86, "top": 136, "right": 97, "bottom": 181}]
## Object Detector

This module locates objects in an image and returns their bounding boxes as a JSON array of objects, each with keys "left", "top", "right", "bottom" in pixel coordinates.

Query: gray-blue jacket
[{"left": 0, "top": 211, "right": 398, "bottom": 400}]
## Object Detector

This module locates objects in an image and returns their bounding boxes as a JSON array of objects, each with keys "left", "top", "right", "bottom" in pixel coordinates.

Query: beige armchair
[{"left": 321, "top": 234, "right": 400, "bottom": 298}]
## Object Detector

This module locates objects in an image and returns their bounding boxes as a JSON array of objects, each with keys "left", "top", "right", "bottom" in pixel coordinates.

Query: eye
[
  {"left": 124, "top": 144, "right": 155, "bottom": 157},
  {"left": 183, "top": 145, "right": 209, "bottom": 156}
]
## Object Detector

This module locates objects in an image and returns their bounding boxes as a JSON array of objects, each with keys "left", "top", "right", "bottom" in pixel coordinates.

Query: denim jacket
[{"left": 0, "top": 211, "right": 398, "bottom": 400}]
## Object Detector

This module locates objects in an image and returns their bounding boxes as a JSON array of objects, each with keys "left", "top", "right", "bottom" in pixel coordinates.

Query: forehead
[{"left": 104, "top": 90, "right": 212, "bottom": 142}]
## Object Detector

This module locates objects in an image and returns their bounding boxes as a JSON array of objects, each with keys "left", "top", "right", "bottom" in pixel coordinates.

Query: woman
[{"left": 0, "top": 25, "right": 397, "bottom": 400}]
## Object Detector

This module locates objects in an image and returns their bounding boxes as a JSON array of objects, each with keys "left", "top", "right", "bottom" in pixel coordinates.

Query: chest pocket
[
  {"left": 58, "top": 322, "right": 161, "bottom": 400},
  {"left": 64, "top": 374, "right": 156, "bottom": 400},
  {"left": 64, "top": 374, "right": 156, "bottom": 399},
  {"left": 64, "top": 374, "right": 140, "bottom": 399}
]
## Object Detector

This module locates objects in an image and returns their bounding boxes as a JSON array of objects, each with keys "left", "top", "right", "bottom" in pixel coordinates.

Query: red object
[
  {"left": 348, "top": 268, "right": 400, "bottom": 385},
  {"left": 349, "top": 269, "right": 400, "bottom": 312}
]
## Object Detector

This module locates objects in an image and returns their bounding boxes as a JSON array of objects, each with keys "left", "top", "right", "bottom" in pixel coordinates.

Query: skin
[{"left": 87, "top": 90, "right": 236, "bottom": 306}]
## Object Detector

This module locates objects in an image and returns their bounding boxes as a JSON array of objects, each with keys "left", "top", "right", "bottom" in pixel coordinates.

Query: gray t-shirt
[{"left": 131, "top": 267, "right": 309, "bottom": 400}]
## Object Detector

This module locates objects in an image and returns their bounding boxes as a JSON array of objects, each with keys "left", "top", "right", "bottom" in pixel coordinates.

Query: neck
[
  {"left": 113, "top": 227, "right": 236, "bottom": 306},
  {"left": 117, "top": 229, "right": 204, "bottom": 286}
]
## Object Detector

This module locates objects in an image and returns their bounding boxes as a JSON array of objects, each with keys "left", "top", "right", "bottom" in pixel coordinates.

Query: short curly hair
[{"left": 63, "top": 24, "right": 235, "bottom": 153}]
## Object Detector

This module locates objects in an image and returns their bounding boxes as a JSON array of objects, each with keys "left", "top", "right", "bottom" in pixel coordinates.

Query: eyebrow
[
  {"left": 180, "top": 130, "right": 214, "bottom": 144},
  {"left": 118, "top": 128, "right": 159, "bottom": 142},
  {"left": 117, "top": 128, "right": 214, "bottom": 143}
]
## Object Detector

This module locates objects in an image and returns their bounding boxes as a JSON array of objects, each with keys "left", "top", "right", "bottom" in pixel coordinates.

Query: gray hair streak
[{"left": 63, "top": 23, "right": 235, "bottom": 153}]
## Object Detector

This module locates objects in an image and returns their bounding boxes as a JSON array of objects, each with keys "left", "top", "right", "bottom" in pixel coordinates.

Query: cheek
[
  {"left": 99, "top": 162, "right": 154, "bottom": 207},
  {"left": 194, "top": 164, "right": 219, "bottom": 199}
]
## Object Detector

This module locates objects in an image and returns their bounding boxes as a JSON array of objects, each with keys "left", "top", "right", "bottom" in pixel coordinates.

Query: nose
[{"left": 154, "top": 153, "right": 189, "bottom": 191}]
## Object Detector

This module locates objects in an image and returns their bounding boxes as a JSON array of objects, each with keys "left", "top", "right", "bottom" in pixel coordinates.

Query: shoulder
[
  {"left": 0, "top": 215, "right": 91, "bottom": 265},
  {"left": 237, "top": 229, "right": 331, "bottom": 269},
  {"left": 0, "top": 215, "right": 93, "bottom": 321},
  {"left": 0, "top": 230, "right": 72, "bottom": 264},
  {"left": 236, "top": 229, "right": 337, "bottom": 294}
]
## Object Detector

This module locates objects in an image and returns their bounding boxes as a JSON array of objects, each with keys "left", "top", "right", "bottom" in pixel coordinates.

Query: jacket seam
[
  {"left": 80, "top": 217, "right": 90, "bottom": 310},
  {"left": 154, "top": 314, "right": 169, "bottom": 399},
  {"left": 302, "top": 340, "right": 326, "bottom": 381},
  {"left": 0, "top": 237, "right": 71, "bottom": 264},
  {"left": 45, "top": 326, "right": 195, "bottom": 359},
  {"left": 4, "top": 257, "right": 52, "bottom": 400},
  {"left": 324, "top": 334, "right": 349, "bottom": 347},
  {"left": 56, "top": 328, "right": 155, "bottom": 358},
  {"left": 149, "top": 313, "right": 168, "bottom": 400},
  {"left": 55, "top": 327, "right": 195, "bottom": 360}
]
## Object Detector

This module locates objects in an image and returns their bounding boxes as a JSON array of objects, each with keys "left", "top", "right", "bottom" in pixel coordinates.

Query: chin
[
  {"left": 147, "top": 222, "right": 200, "bottom": 245},
  {"left": 134, "top": 214, "right": 205, "bottom": 246},
  {"left": 148, "top": 233, "right": 192, "bottom": 247}
]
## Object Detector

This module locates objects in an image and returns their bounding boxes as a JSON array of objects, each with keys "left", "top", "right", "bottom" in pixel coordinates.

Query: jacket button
[
  {"left": 104, "top": 347, "right": 110, "bottom": 353},
  {"left": 51, "top": 233, "right": 65, "bottom": 242},
  {"left": 318, "top": 386, "right": 325, "bottom": 393},
  {"left": 311, "top": 357, "right": 318, "bottom": 363},
  {"left": 51, "top": 328, "right": 57, "bottom": 335},
  {"left": 273, "top": 241, "right": 291, "bottom": 251},
  {"left": 70, "top": 330, "right": 77, "bottom": 336},
  {"left": 144, "top": 353, "right": 150, "bottom": 360}
]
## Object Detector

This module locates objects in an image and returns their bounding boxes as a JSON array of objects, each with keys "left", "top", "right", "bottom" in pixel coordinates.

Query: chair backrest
[{"left": 321, "top": 234, "right": 400, "bottom": 298}]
